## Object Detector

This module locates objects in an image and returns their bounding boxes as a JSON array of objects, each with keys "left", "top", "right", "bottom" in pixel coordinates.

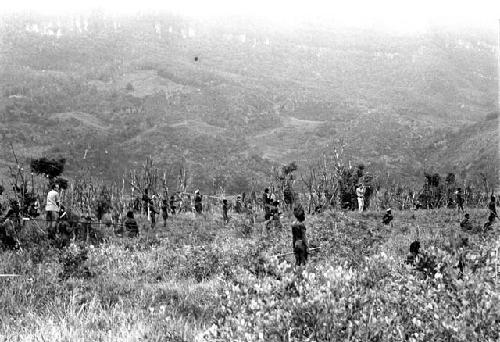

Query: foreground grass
[{"left": 1, "top": 209, "right": 499, "bottom": 341}]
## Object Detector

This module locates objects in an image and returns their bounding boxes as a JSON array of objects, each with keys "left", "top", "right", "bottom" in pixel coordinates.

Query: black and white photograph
[{"left": 0, "top": 0, "right": 499, "bottom": 341}]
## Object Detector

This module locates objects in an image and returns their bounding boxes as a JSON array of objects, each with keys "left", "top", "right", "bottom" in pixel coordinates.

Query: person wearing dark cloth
[
  {"left": 483, "top": 212, "right": 496, "bottom": 232},
  {"left": 266, "top": 200, "right": 282, "bottom": 231},
  {"left": 2, "top": 199, "right": 21, "bottom": 225},
  {"left": 28, "top": 199, "right": 40, "bottom": 218},
  {"left": 488, "top": 195, "right": 498, "bottom": 219},
  {"left": 291, "top": 205, "right": 308, "bottom": 266},
  {"left": 0, "top": 199, "right": 20, "bottom": 249},
  {"left": 161, "top": 199, "right": 169, "bottom": 227},
  {"left": 235, "top": 195, "right": 242, "bottom": 214},
  {"left": 79, "top": 215, "right": 93, "bottom": 242},
  {"left": 57, "top": 205, "right": 73, "bottom": 247},
  {"left": 124, "top": 211, "right": 139, "bottom": 238},
  {"left": 149, "top": 195, "right": 159, "bottom": 229},
  {"left": 382, "top": 208, "right": 393, "bottom": 225},
  {"left": 169, "top": 195, "right": 176, "bottom": 215},
  {"left": 263, "top": 188, "right": 271, "bottom": 220},
  {"left": 405, "top": 241, "right": 421, "bottom": 266},
  {"left": 96, "top": 202, "right": 105, "bottom": 227},
  {"left": 0, "top": 221, "right": 17, "bottom": 250},
  {"left": 222, "top": 199, "right": 229, "bottom": 224},
  {"left": 483, "top": 195, "right": 498, "bottom": 231},
  {"left": 455, "top": 188, "right": 464, "bottom": 212},
  {"left": 194, "top": 190, "right": 203, "bottom": 214},
  {"left": 460, "top": 213, "right": 473, "bottom": 231}
]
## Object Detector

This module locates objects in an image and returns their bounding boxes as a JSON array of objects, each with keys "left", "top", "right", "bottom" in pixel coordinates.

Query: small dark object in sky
[{"left": 194, "top": 56, "right": 198, "bottom": 62}]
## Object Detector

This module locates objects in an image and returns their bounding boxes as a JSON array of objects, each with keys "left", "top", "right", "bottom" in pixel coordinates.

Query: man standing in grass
[
  {"left": 222, "top": 199, "right": 229, "bottom": 224},
  {"left": 488, "top": 195, "right": 498, "bottom": 219},
  {"left": 161, "top": 199, "right": 169, "bottom": 227},
  {"left": 291, "top": 205, "right": 308, "bottom": 266},
  {"left": 263, "top": 188, "right": 271, "bottom": 220},
  {"left": 356, "top": 184, "right": 365, "bottom": 213},
  {"left": 45, "top": 183, "right": 60, "bottom": 239},
  {"left": 194, "top": 190, "right": 203, "bottom": 215},
  {"left": 455, "top": 188, "right": 464, "bottom": 212}
]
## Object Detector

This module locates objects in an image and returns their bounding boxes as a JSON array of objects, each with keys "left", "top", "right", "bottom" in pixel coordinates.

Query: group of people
[
  {"left": 1, "top": 180, "right": 499, "bottom": 271},
  {"left": 459, "top": 195, "right": 498, "bottom": 233}
]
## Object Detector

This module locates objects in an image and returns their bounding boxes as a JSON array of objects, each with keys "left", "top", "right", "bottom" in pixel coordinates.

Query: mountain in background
[{"left": 0, "top": 13, "right": 498, "bottom": 192}]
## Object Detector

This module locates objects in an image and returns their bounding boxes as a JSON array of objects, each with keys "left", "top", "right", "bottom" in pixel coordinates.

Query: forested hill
[{"left": 0, "top": 13, "right": 498, "bottom": 191}]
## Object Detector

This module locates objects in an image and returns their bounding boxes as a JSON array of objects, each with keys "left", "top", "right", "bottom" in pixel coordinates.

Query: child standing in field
[{"left": 291, "top": 205, "right": 308, "bottom": 266}]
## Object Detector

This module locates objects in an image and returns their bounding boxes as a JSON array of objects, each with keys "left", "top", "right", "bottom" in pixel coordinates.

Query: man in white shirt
[
  {"left": 45, "top": 183, "right": 60, "bottom": 239},
  {"left": 356, "top": 184, "right": 365, "bottom": 213}
]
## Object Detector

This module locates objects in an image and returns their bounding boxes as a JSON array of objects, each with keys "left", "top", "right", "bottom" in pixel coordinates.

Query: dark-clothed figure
[
  {"left": 291, "top": 206, "right": 308, "bottom": 266},
  {"left": 266, "top": 200, "right": 282, "bottom": 231},
  {"left": 124, "top": 211, "right": 139, "bottom": 238},
  {"left": 149, "top": 195, "right": 158, "bottom": 229},
  {"left": 235, "top": 195, "right": 242, "bottom": 214},
  {"left": 161, "top": 199, "right": 169, "bottom": 227},
  {"left": 57, "top": 206, "right": 73, "bottom": 247},
  {"left": 96, "top": 202, "right": 105, "bottom": 225},
  {"left": 194, "top": 190, "right": 203, "bottom": 214},
  {"left": 263, "top": 188, "right": 271, "bottom": 220},
  {"left": 222, "top": 199, "right": 229, "bottom": 224},
  {"left": 112, "top": 209, "right": 121, "bottom": 234},
  {"left": 169, "top": 195, "right": 177, "bottom": 215},
  {"left": 3, "top": 199, "right": 20, "bottom": 225},
  {"left": 382, "top": 208, "right": 393, "bottom": 225},
  {"left": 456, "top": 188, "right": 464, "bottom": 212},
  {"left": 488, "top": 195, "right": 498, "bottom": 218},
  {"left": 0, "top": 199, "right": 19, "bottom": 250},
  {"left": 460, "top": 213, "right": 473, "bottom": 231},
  {"left": 79, "top": 215, "right": 93, "bottom": 242},
  {"left": 484, "top": 195, "right": 498, "bottom": 231},
  {"left": 405, "top": 240, "right": 421, "bottom": 266}
]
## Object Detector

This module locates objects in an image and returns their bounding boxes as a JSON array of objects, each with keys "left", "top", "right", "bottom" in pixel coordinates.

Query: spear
[{"left": 272, "top": 247, "right": 321, "bottom": 258}]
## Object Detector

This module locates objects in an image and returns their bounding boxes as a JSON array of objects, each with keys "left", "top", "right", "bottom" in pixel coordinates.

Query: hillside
[
  {"left": 423, "top": 114, "right": 499, "bottom": 184},
  {"left": 0, "top": 13, "right": 498, "bottom": 190}
]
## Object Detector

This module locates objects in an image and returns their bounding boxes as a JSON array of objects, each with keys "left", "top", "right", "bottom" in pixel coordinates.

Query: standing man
[
  {"left": 161, "top": 199, "right": 169, "bottom": 227},
  {"left": 169, "top": 194, "right": 177, "bottom": 215},
  {"left": 45, "top": 183, "right": 60, "bottom": 239},
  {"left": 356, "top": 184, "right": 366, "bottom": 213},
  {"left": 194, "top": 190, "right": 203, "bottom": 215},
  {"left": 235, "top": 195, "right": 242, "bottom": 214},
  {"left": 222, "top": 199, "right": 229, "bottom": 224},
  {"left": 488, "top": 195, "right": 498, "bottom": 219},
  {"left": 291, "top": 205, "right": 308, "bottom": 267},
  {"left": 263, "top": 188, "right": 271, "bottom": 220},
  {"left": 455, "top": 188, "right": 464, "bottom": 212}
]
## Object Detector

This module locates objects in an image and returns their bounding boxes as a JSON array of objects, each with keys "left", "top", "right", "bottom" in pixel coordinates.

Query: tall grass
[{"left": 1, "top": 208, "right": 498, "bottom": 341}]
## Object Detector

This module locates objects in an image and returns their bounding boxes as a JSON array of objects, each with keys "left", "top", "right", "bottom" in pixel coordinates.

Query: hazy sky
[{"left": 2, "top": 0, "right": 500, "bottom": 31}]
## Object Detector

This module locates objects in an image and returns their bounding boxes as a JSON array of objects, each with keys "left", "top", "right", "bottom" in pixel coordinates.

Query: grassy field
[{"left": 1, "top": 208, "right": 499, "bottom": 341}]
